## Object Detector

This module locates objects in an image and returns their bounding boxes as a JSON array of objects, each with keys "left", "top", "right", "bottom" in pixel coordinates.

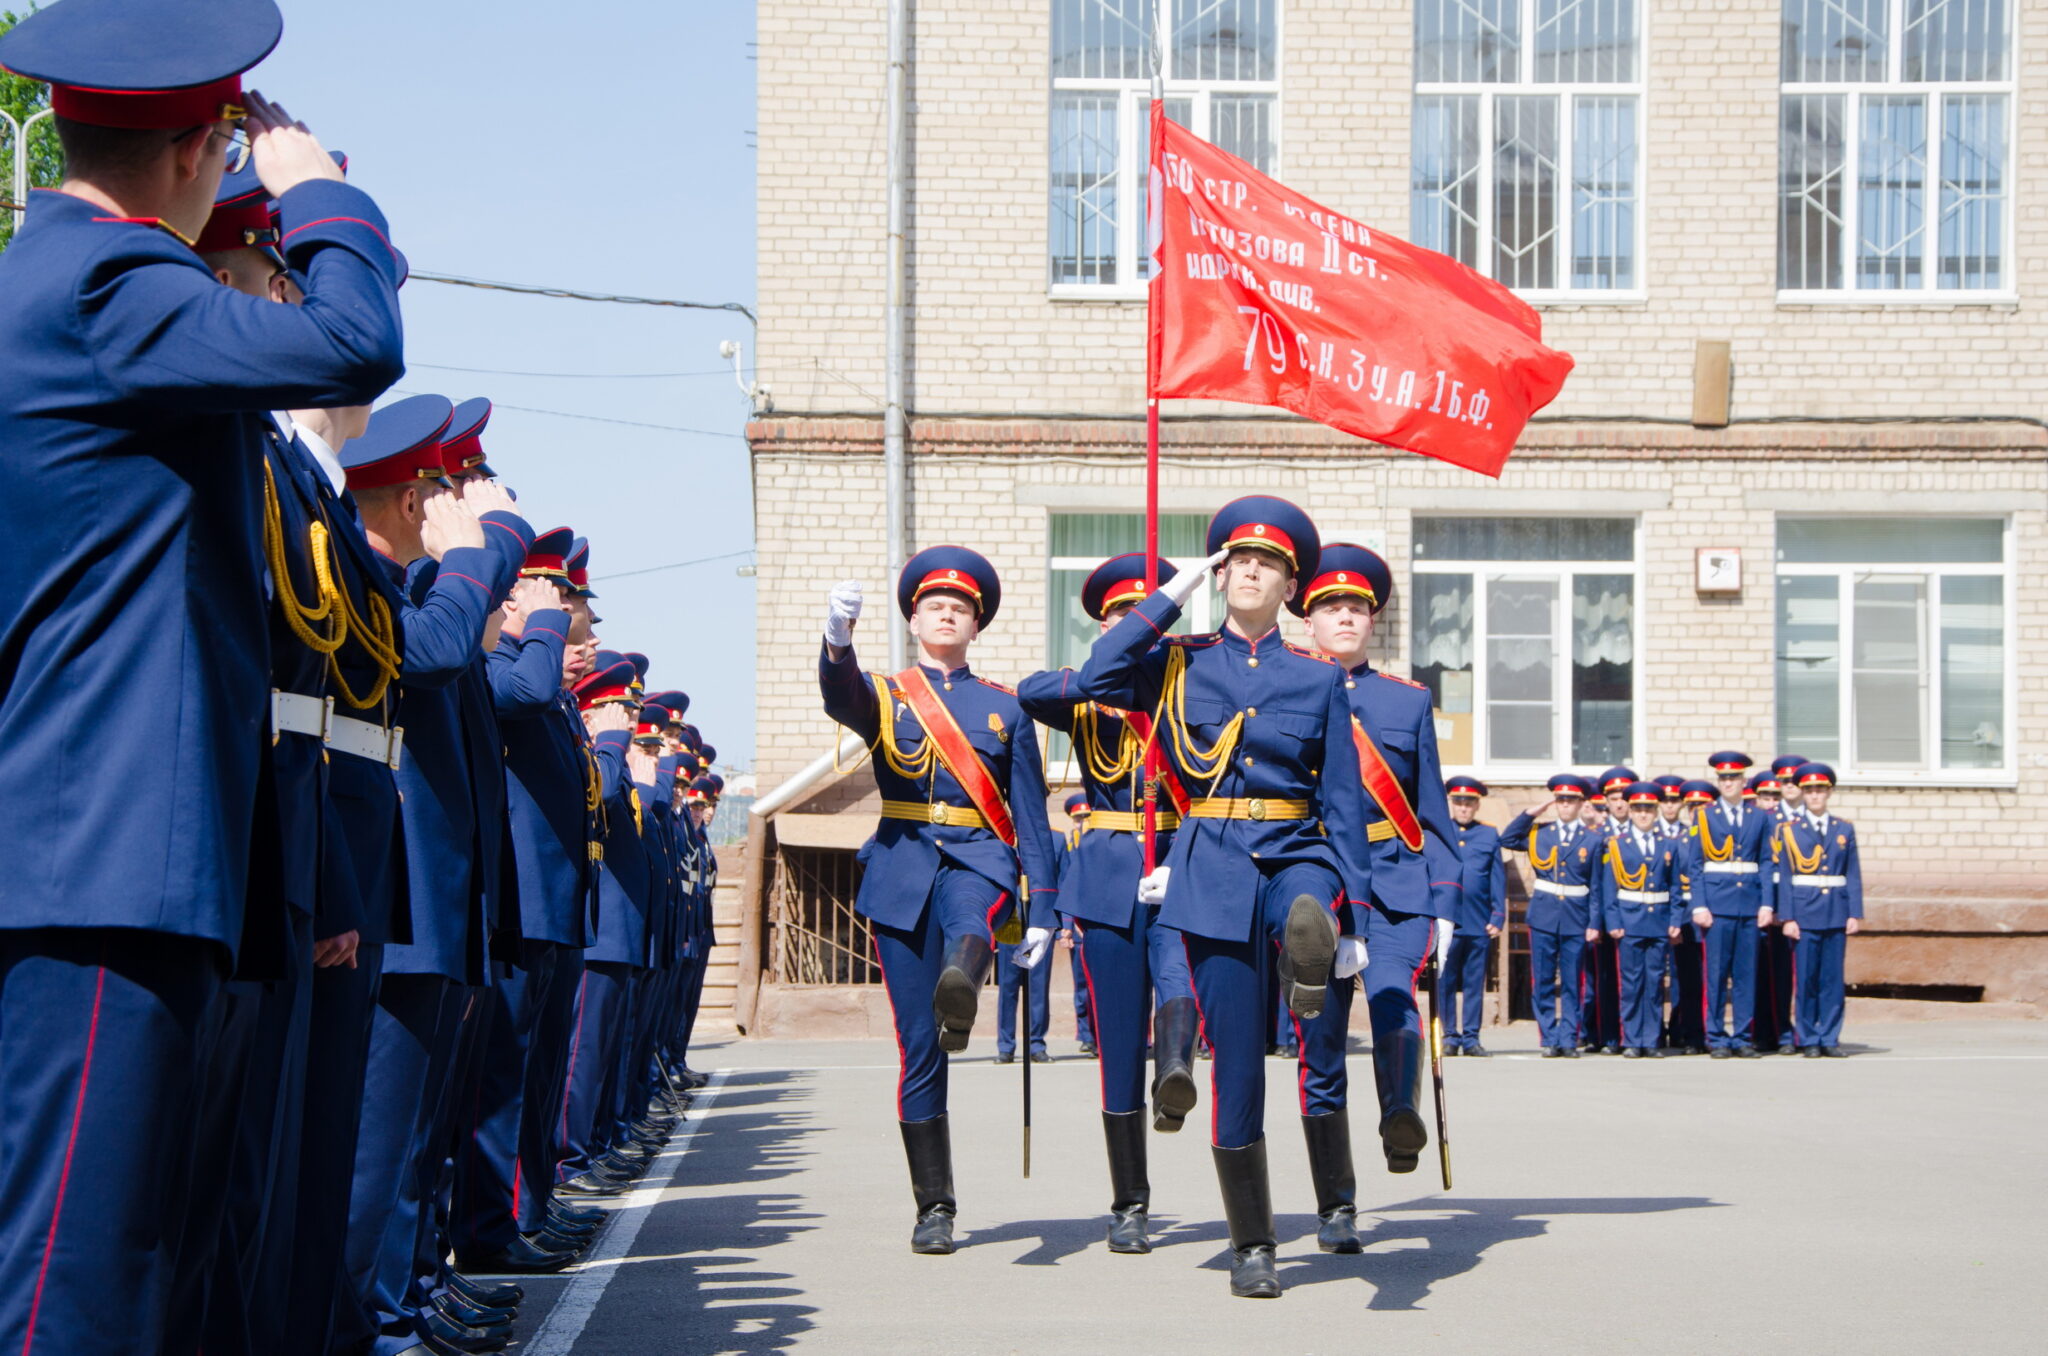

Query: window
[
  {"left": 1049, "top": 0, "right": 1280, "bottom": 295},
  {"left": 1045, "top": 512, "right": 1211, "bottom": 767},
  {"left": 1775, "top": 517, "right": 2010, "bottom": 779},
  {"left": 1778, "top": 0, "right": 2014, "bottom": 297},
  {"left": 1410, "top": 517, "right": 1638, "bottom": 770},
  {"left": 1411, "top": 0, "right": 1645, "bottom": 297}
]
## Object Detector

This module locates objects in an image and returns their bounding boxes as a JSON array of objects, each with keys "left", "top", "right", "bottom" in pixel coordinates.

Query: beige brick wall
[{"left": 759, "top": 0, "right": 2048, "bottom": 420}]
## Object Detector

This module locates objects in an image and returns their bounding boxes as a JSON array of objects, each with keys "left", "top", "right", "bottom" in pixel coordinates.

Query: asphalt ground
[{"left": 490, "top": 1020, "right": 2048, "bottom": 1355}]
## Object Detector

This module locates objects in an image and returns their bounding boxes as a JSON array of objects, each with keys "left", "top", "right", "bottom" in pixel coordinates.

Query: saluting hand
[
  {"left": 419, "top": 492, "right": 484, "bottom": 561},
  {"left": 584, "top": 702, "right": 632, "bottom": 737},
  {"left": 1161, "top": 549, "right": 1229, "bottom": 607},
  {"left": 501, "top": 577, "right": 559, "bottom": 639},
  {"left": 460, "top": 477, "right": 519, "bottom": 519},
  {"left": 242, "top": 91, "right": 347, "bottom": 200}
]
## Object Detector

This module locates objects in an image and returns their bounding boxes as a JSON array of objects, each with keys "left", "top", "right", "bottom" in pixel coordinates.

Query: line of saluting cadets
[{"left": 0, "top": 5, "right": 724, "bottom": 1354}]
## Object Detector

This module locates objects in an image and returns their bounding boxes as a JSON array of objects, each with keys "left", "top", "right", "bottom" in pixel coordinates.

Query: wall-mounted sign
[{"left": 1696, "top": 547, "right": 1741, "bottom": 596}]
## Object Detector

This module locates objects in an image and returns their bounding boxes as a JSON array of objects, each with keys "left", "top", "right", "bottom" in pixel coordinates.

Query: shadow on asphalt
[{"left": 965, "top": 1194, "right": 1722, "bottom": 1310}]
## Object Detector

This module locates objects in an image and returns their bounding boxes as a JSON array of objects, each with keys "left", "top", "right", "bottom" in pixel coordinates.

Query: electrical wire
[
  {"left": 408, "top": 271, "right": 756, "bottom": 324},
  {"left": 385, "top": 389, "right": 742, "bottom": 438},
  {"left": 410, "top": 361, "right": 738, "bottom": 380},
  {"left": 591, "top": 548, "right": 755, "bottom": 582}
]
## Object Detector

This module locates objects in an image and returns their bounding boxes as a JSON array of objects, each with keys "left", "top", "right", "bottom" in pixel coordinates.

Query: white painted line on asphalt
[{"left": 523, "top": 1069, "right": 730, "bottom": 1356}]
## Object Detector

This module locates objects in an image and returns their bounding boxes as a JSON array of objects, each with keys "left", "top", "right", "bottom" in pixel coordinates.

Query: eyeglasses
[{"left": 209, "top": 124, "right": 253, "bottom": 174}]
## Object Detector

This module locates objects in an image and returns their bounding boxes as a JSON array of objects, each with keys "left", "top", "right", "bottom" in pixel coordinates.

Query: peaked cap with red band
[
  {"left": 1546, "top": 773, "right": 1593, "bottom": 798},
  {"left": 1680, "top": 779, "right": 1717, "bottom": 804},
  {"left": 624, "top": 652, "right": 649, "bottom": 697},
  {"left": 1748, "top": 771, "right": 1783, "bottom": 795},
  {"left": 1653, "top": 774, "right": 1686, "bottom": 799},
  {"left": 572, "top": 654, "right": 638, "bottom": 710},
  {"left": 566, "top": 537, "right": 596, "bottom": 598},
  {"left": 442, "top": 398, "right": 494, "bottom": 478},
  {"left": 1624, "top": 781, "right": 1663, "bottom": 806},
  {"left": 1792, "top": 761, "right": 1837, "bottom": 789},
  {"left": 196, "top": 159, "right": 280, "bottom": 258},
  {"left": 1770, "top": 754, "right": 1810, "bottom": 778},
  {"left": 1063, "top": 791, "right": 1090, "bottom": 816},
  {"left": 1206, "top": 495, "right": 1320, "bottom": 582},
  {"left": 1081, "top": 552, "right": 1178, "bottom": 622},
  {"left": 1291, "top": 540, "right": 1391, "bottom": 617},
  {"left": 341, "top": 395, "right": 453, "bottom": 492},
  {"left": 897, "top": 545, "right": 1001, "bottom": 624},
  {"left": 1597, "top": 765, "right": 1640, "bottom": 795},
  {"left": 1445, "top": 775, "right": 1487, "bottom": 798},
  {"left": 1708, "top": 750, "right": 1754, "bottom": 775},
  {"left": 645, "top": 690, "right": 689, "bottom": 723},
  {"left": 634, "top": 704, "right": 671, "bottom": 740},
  {"left": 522, "top": 526, "right": 575, "bottom": 580},
  {"left": 0, "top": 0, "right": 282, "bottom": 130}
]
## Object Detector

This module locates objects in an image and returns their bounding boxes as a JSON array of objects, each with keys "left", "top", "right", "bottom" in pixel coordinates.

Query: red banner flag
[{"left": 1147, "top": 102, "right": 1574, "bottom": 478}]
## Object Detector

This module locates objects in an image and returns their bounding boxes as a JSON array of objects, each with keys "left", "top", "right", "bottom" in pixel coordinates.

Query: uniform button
[
  {"left": 1244, "top": 756, "right": 1255, "bottom": 766},
  {"left": 1250, "top": 851, "right": 1261, "bottom": 859},
  {"left": 1346, "top": 680, "right": 1356, "bottom": 689},
  {"left": 1246, "top": 707, "right": 1258, "bottom": 717},
  {"left": 1247, "top": 657, "right": 1259, "bottom": 668}
]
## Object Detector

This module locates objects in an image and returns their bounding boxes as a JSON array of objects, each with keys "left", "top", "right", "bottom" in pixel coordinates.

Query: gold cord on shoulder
[{"left": 1157, "top": 645, "right": 1244, "bottom": 797}]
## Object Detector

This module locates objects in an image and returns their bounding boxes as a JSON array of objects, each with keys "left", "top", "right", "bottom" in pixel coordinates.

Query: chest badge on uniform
[
  {"left": 1836, "top": 834, "right": 1846, "bottom": 846},
  {"left": 988, "top": 712, "right": 1008, "bottom": 743}
]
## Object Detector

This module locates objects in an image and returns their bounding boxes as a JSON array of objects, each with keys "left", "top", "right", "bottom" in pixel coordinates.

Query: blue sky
[{"left": 259, "top": 1, "right": 761, "bottom": 771}]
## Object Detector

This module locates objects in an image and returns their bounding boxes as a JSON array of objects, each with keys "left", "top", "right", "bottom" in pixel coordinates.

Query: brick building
[{"left": 739, "top": 0, "right": 2047, "bottom": 1030}]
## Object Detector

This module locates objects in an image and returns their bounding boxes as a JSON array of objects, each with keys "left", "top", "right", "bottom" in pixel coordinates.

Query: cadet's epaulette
[
  {"left": 1163, "top": 632, "right": 1221, "bottom": 648},
  {"left": 1375, "top": 671, "right": 1428, "bottom": 690},
  {"left": 1284, "top": 641, "right": 1338, "bottom": 666},
  {"left": 975, "top": 676, "right": 1016, "bottom": 696}
]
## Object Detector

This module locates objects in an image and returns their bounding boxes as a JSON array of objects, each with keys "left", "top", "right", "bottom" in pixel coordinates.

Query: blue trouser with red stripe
[
  {"left": 0, "top": 928, "right": 222, "bottom": 1356},
  {"left": 872, "top": 865, "right": 1008, "bottom": 1125},
  {"left": 451, "top": 939, "right": 559, "bottom": 1261},
  {"left": 1072, "top": 902, "right": 1194, "bottom": 1115},
  {"left": 1184, "top": 861, "right": 1341, "bottom": 1150},
  {"left": 1443, "top": 932, "right": 1490, "bottom": 1047},
  {"left": 1297, "top": 904, "right": 1431, "bottom": 1124},
  {"left": 1530, "top": 926, "right": 1585, "bottom": 1050},
  {"left": 1703, "top": 914, "right": 1759, "bottom": 1050},
  {"left": 1618, "top": 936, "right": 1668, "bottom": 1050},
  {"left": 526, "top": 947, "right": 583, "bottom": 1223},
  {"left": 558, "top": 961, "right": 633, "bottom": 1179},
  {"left": 1793, "top": 928, "right": 1848, "bottom": 1050}
]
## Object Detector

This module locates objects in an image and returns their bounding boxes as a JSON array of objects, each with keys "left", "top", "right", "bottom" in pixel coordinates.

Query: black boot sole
[
  {"left": 1282, "top": 895, "right": 1338, "bottom": 1018},
  {"left": 1152, "top": 1067, "right": 1198, "bottom": 1133},
  {"left": 933, "top": 967, "right": 978, "bottom": 1053},
  {"left": 1380, "top": 1109, "right": 1427, "bottom": 1174}
]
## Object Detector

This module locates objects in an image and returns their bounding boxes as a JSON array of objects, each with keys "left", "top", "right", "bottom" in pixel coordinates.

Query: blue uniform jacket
[
  {"left": 1772, "top": 814, "right": 1863, "bottom": 931},
  {"left": 694, "top": 820, "right": 719, "bottom": 955},
  {"left": 1016, "top": 669, "right": 1177, "bottom": 929},
  {"left": 1594, "top": 831, "right": 1683, "bottom": 936},
  {"left": 1071, "top": 591, "right": 1374, "bottom": 945},
  {"left": 1449, "top": 822, "right": 1506, "bottom": 937},
  {"left": 381, "top": 515, "right": 532, "bottom": 982},
  {"left": 820, "top": 644, "right": 1060, "bottom": 933},
  {"left": 1680, "top": 799, "right": 1774, "bottom": 918},
  {"left": 1500, "top": 814, "right": 1601, "bottom": 934},
  {"left": 588, "top": 730, "right": 650, "bottom": 966},
  {"left": 1339, "top": 663, "right": 1459, "bottom": 923},
  {"left": 0, "top": 181, "right": 404, "bottom": 953},
  {"left": 641, "top": 783, "right": 681, "bottom": 968},
  {"left": 501, "top": 691, "right": 598, "bottom": 949}
]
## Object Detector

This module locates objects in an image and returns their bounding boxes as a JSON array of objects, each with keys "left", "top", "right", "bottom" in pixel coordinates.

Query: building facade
[{"left": 746, "top": 0, "right": 2047, "bottom": 1022}]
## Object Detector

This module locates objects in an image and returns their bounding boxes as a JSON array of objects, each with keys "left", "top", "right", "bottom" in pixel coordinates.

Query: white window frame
[
  {"left": 1048, "top": 5, "right": 1284, "bottom": 302},
  {"left": 1777, "top": 0, "right": 2019, "bottom": 305},
  {"left": 1412, "top": 0, "right": 1650, "bottom": 305},
  {"left": 1412, "top": 516, "right": 1645, "bottom": 780},
  {"left": 1773, "top": 517, "right": 2016, "bottom": 787}
]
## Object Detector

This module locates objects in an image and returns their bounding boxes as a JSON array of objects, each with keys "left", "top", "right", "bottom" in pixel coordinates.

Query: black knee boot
[
  {"left": 900, "top": 1116, "right": 956, "bottom": 1254},
  {"left": 1301, "top": 1110, "right": 1361, "bottom": 1253},
  {"left": 1277, "top": 894, "right": 1339, "bottom": 1018},
  {"left": 1212, "top": 1140, "right": 1280, "bottom": 1298},
  {"left": 1150, "top": 996, "right": 1200, "bottom": 1133},
  {"left": 933, "top": 935, "right": 993, "bottom": 1053},
  {"left": 1374, "top": 1026, "right": 1428, "bottom": 1173},
  {"left": 1102, "top": 1110, "right": 1151, "bottom": 1254}
]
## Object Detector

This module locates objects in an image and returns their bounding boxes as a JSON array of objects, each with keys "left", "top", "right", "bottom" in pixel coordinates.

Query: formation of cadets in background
[
  {"left": 0, "top": 4, "right": 726, "bottom": 1353},
  {"left": 819, "top": 496, "right": 1866, "bottom": 1300}
]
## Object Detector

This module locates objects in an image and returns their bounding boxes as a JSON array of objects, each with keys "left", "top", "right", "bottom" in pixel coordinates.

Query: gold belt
[
  {"left": 881, "top": 800, "right": 989, "bottom": 829},
  {"left": 1082, "top": 810, "right": 1182, "bottom": 833},
  {"left": 1186, "top": 797, "right": 1313, "bottom": 822},
  {"left": 1365, "top": 820, "right": 1398, "bottom": 842}
]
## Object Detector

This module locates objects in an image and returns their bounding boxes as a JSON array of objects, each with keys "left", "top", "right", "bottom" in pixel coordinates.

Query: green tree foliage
[{"left": 1, "top": 8, "right": 65, "bottom": 252}]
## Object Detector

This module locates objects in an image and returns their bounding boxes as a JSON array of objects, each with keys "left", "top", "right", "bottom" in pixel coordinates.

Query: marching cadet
[
  {"left": 1019, "top": 555, "right": 1201, "bottom": 1256},
  {"left": 819, "top": 548, "right": 1062, "bottom": 1255},
  {"left": 1686, "top": 752, "right": 1776, "bottom": 1058},
  {"left": 1501, "top": 775, "right": 1601, "bottom": 1057},
  {"left": 1750, "top": 769, "right": 1797, "bottom": 1053},
  {"left": 1072, "top": 499, "right": 1375, "bottom": 1299},
  {"left": 1663, "top": 780, "right": 1717, "bottom": 1054},
  {"left": 1583, "top": 764, "right": 1639, "bottom": 1054},
  {"left": 1442, "top": 777, "right": 1505, "bottom": 1056},
  {"left": 1295, "top": 542, "right": 1459, "bottom": 1255},
  {"left": 1775, "top": 764, "right": 1862, "bottom": 1057},
  {"left": 1595, "top": 783, "right": 1683, "bottom": 1058},
  {"left": 0, "top": 6, "right": 404, "bottom": 1347}
]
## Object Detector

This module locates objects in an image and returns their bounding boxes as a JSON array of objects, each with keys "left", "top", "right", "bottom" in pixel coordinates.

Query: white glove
[
  {"left": 1160, "top": 549, "right": 1230, "bottom": 607},
  {"left": 1334, "top": 935, "right": 1368, "bottom": 979},
  {"left": 1015, "top": 927, "right": 1053, "bottom": 970},
  {"left": 824, "top": 579, "right": 863, "bottom": 648},
  {"left": 1434, "top": 917, "right": 1455, "bottom": 968},
  {"left": 1137, "top": 866, "right": 1170, "bottom": 905}
]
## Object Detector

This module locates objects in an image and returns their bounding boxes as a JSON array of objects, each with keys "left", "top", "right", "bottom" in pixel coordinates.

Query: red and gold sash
[
  {"left": 1120, "top": 708, "right": 1193, "bottom": 818},
  {"left": 1350, "top": 715, "right": 1423, "bottom": 852},
  {"left": 893, "top": 667, "right": 1017, "bottom": 848}
]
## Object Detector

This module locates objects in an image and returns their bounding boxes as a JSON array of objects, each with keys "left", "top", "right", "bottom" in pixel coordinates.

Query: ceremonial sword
[
  {"left": 1426, "top": 951, "right": 1452, "bottom": 1190},
  {"left": 1020, "top": 973, "right": 1032, "bottom": 1178}
]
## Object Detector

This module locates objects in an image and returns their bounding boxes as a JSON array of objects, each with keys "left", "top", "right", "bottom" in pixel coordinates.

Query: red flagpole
[{"left": 1142, "top": 96, "right": 1163, "bottom": 876}]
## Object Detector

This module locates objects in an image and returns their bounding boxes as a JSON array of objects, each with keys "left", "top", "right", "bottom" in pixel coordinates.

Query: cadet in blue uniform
[
  {"left": 1295, "top": 543, "right": 1459, "bottom": 1255},
  {"left": 1501, "top": 775, "right": 1600, "bottom": 1056},
  {"left": 1073, "top": 499, "right": 1374, "bottom": 1298},
  {"left": 1776, "top": 764, "right": 1862, "bottom": 1056},
  {"left": 1594, "top": 784, "right": 1683, "bottom": 1057},
  {"left": 1442, "top": 777, "right": 1505, "bottom": 1056},
  {"left": 1686, "top": 752, "right": 1775, "bottom": 1058},
  {"left": 1754, "top": 760, "right": 1803, "bottom": 1053},
  {"left": 1664, "top": 781, "right": 1716, "bottom": 1053},
  {"left": 0, "top": 6, "right": 406, "bottom": 1348},
  {"left": 1018, "top": 554, "right": 1200, "bottom": 1256},
  {"left": 1582, "top": 765, "right": 1638, "bottom": 1053},
  {"left": 1056, "top": 793, "right": 1100, "bottom": 1058},
  {"left": 819, "top": 548, "right": 1061, "bottom": 1255}
]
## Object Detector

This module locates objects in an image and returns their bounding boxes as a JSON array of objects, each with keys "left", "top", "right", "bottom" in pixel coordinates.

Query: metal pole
[
  {"left": 1141, "top": 2, "right": 1164, "bottom": 872},
  {"left": 883, "top": 0, "right": 910, "bottom": 673},
  {"left": 3, "top": 110, "right": 21, "bottom": 229}
]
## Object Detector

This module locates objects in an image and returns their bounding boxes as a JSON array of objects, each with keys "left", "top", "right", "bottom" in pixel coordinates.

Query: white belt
[
  {"left": 1790, "top": 874, "right": 1846, "bottom": 888},
  {"left": 1533, "top": 880, "right": 1589, "bottom": 898},
  {"left": 270, "top": 690, "right": 404, "bottom": 770},
  {"left": 1616, "top": 889, "right": 1670, "bottom": 904},
  {"left": 1702, "top": 861, "right": 1760, "bottom": 875}
]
